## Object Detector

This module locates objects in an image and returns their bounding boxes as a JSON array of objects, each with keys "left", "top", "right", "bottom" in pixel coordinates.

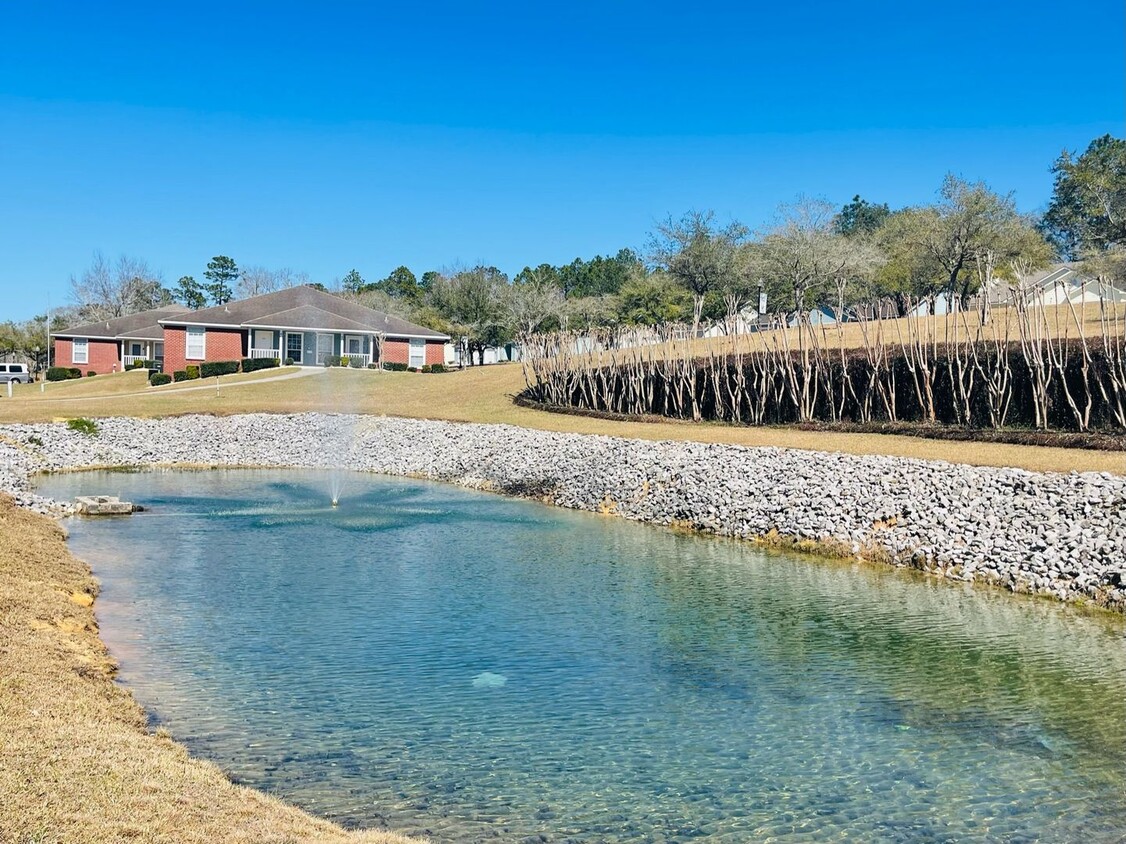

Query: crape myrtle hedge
[{"left": 525, "top": 339, "right": 1126, "bottom": 433}]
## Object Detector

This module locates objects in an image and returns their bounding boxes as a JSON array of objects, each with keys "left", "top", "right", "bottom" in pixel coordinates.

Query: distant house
[
  {"left": 52, "top": 305, "right": 191, "bottom": 374},
  {"left": 51, "top": 287, "right": 449, "bottom": 376},
  {"left": 1005, "top": 263, "right": 1126, "bottom": 306},
  {"left": 158, "top": 285, "right": 448, "bottom": 373}
]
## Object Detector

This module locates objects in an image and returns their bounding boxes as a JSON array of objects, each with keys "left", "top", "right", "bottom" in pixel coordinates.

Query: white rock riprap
[{"left": 1, "top": 413, "right": 1124, "bottom": 611}]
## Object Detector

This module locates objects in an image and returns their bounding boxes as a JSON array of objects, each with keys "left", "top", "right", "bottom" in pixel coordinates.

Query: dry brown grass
[
  {"left": 2, "top": 364, "right": 1124, "bottom": 475},
  {"left": 0, "top": 495, "right": 421, "bottom": 844},
  {"left": 692, "top": 302, "right": 1123, "bottom": 355}
]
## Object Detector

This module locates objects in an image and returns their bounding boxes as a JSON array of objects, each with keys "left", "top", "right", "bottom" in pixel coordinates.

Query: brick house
[
  {"left": 52, "top": 305, "right": 192, "bottom": 374},
  {"left": 158, "top": 285, "right": 448, "bottom": 373}
]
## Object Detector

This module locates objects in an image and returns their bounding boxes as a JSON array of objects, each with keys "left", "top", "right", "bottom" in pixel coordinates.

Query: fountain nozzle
[{"left": 331, "top": 498, "right": 339, "bottom": 508}]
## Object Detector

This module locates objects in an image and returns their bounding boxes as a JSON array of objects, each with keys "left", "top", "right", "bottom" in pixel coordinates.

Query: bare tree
[
  {"left": 649, "top": 210, "right": 748, "bottom": 336},
  {"left": 69, "top": 252, "right": 171, "bottom": 322},
  {"left": 506, "top": 279, "right": 565, "bottom": 334},
  {"left": 237, "top": 265, "right": 288, "bottom": 298},
  {"left": 754, "top": 199, "right": 882, "bottom": 420}
]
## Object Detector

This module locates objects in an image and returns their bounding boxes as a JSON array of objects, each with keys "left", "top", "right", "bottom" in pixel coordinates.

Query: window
[
  {"left": 186, "top": 327, "right": 205, "bottom": 360},
  {"left": 286, "top": 332, "right": 303, "bottom": 363},
  {"left": 346, "top": 335, "right": 363, "bottom": 355},
  {"left": 73, "top": 338, "right": 89, "bottom": 364},
  {"left": 408, "top": 338, "right": 425, "bottom": 368}
]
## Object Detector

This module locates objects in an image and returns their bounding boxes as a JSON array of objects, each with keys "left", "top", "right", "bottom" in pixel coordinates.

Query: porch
[
  {"left": 247, "top": 329, "right": 380, "bottom": 367},
  {"left": 121, "top": 339, "right": 164, "bottom": 370}
]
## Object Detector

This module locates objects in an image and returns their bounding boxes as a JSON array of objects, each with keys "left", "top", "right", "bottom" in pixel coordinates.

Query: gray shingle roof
[
  {"left": 54, "top": 305, "right": 192, "bottom": 339},
  {"left": 160, "top": 286, "right": 448, "bottom": 339},
  {"left": 243, "top": 306, "right": 381, "bottom": 333}
]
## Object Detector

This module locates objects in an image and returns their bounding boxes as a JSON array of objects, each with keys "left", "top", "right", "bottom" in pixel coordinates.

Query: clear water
[{"left": 39, "top": 470, "right": 1126, "bottom": 843}]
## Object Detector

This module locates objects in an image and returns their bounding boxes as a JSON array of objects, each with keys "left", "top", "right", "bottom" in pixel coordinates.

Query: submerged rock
[{"left": 471, "top": 671, "right": 508, "bottom": 689}]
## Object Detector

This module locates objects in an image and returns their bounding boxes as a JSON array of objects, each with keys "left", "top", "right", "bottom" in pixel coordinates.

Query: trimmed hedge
[
  {"left": 46, "top": 367, "right": 82, "bottom": 381},
  {"left": 383, "top": 362, "right": 409, "bottom": 372},
  {"left": 184, "top": 365, "right": 200, "bottom": 380},
  {"left": 241, "top": 357, "right": 280, "bottom": 373},
  {"left": 172, "top": 370, "right": 188, "bottom": 382},
  {"left": 86, "top": 371, "right": 96, "bottom": 378},
  {"left": 149, "top": 372, "right": 172, "bottom": 386},
  {"left": 528, "top": 338, "right": 1126, "bottom": 434},
  {"left": 201, "top": 360, "right": 240, "bottom": 378},
  {"left": 422, "top": 363, "right": 447, "bottom": 373}
]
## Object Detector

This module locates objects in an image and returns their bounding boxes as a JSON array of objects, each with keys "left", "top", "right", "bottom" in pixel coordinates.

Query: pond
[{"left": 38, "top": 469, "right": 1126, "bottom": 843}]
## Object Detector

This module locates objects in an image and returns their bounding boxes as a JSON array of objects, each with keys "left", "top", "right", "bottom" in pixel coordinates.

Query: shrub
[
  {"left": 173, "top": 370, "right": 188, "bottom": 382},
  {"left": 47, "top": 367, "right": 80, "bottom": 382},
  {"left": 407, "top": 367, "right": 419, "bottom": 373},
  {"left": 323, "top": 355, "right": 343, "bottom": 367},
  {"left": 149, "top": 372, "right": 172, "bottom": 386},
  {"left": 422, "top": 363, "right": 447, "bottom": 373},
  {"left": 241, "top": 357, "right": 280, "bottom": 373},
  {"left": 383, "top": 362, "right": 408, "bottom": 372},
  {"left": 87, "top": 371, "right": 96, "bottom": 378},
  {"left": 66, "top": 417, "right": 99, "bottom": 436},
  {"left": 284, "top": 357, "right": 295, "bottom": 366},
  {"left": 185, "top": 365, "right": 200, "bottom": 380},
  {"left": 349, "top": 356, "right": 365, "bottom": 368},
  {"left": 69, "top": 368, "right": 82, "bottom": 379},
  {"left": 367, "top": 363, "right": 379, "bottom": 369},
  {"left": 200, "top": 360, "right": 240, "bottom": 378}
]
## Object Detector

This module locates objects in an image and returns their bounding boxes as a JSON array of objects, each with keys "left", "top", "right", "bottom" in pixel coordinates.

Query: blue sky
[{"left": 1, "top": 0, "right": 1123, "bottom": 321}]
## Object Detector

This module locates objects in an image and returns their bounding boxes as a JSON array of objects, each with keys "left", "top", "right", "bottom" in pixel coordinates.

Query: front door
[
  {"left": 286, "top": 332, "right": 303, "bottom": 364},
  {"left": 316, "top": 333, "right": 333, "bottom": 365}
]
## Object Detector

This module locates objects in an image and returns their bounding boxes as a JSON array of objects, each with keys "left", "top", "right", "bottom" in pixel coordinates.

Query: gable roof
[
  {"left": 160, "top": 285, "right": 448, "bottom": 339},
  {"left": 54, "top": 305, "right": 192, "bottom": 340},
  {"left": 243, "top": 305, "right": 378, "bottom": 333}
]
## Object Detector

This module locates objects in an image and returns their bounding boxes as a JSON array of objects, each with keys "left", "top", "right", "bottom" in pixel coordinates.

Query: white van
[{"left": 0, "top": 364, "right": 30, "bottom": 384}]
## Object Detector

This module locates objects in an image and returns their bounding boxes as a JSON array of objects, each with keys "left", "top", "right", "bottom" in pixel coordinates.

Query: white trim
[
  {"left": 158, "top": 320, "right": 249, "bottom": 329},
  {"left": 185, "top": 326, "right": 206, "bottom": 360},
  {"left": 285, "top": 331, "right": 304, "bottom": 364},
  {"left": 158, "top": 319, "right": 447, "bottom": 341},
  {"left": 240, "top": 323, "right": 446, "bottom": 341},
  {"left": 408, "top": 337, "right": 426, "bottom": 368},
  {"left": 315, "top": 333, "right": 334, "bottom": 365},
  {"left": 72, "top": 337, "right": 88, "bottom": 365}
]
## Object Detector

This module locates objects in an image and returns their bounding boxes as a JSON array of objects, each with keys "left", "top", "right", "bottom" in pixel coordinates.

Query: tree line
[{"left": 3, "top": 133, "right": 1121, "bottom": 369}]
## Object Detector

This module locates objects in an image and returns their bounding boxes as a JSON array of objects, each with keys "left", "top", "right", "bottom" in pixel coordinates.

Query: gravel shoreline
[{"left": 2, "top": 412, "right": 1124, "bottom": 611}]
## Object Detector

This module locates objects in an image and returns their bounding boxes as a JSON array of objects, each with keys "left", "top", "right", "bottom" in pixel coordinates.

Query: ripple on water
[{"left": 37, "top": 469, "right": 1126, "bottom": 844}]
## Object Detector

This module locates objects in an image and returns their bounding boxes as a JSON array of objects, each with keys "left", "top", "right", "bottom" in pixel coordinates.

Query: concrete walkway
[{"left": 10, "top": 366, "right": 323, "bottom": 404}]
